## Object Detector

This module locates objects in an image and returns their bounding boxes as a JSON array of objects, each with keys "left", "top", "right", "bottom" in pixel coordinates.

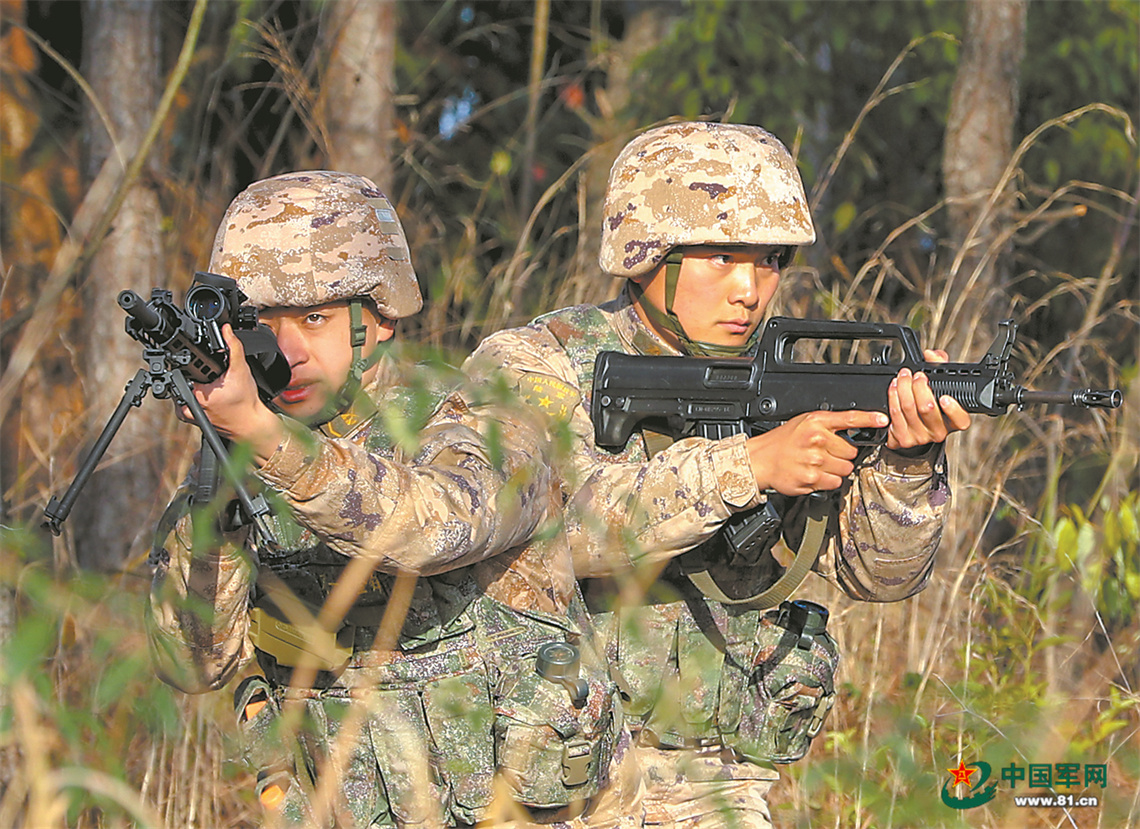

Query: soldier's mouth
[
  {"left": 719, "top": 320, "right": 752, "bottom": 335},
  {"left": 279, "top": 385, "right": 312, "bottom": 404}
]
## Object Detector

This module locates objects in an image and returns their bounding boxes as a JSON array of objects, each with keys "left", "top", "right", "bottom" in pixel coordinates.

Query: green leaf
[
  {"left": 490, "top": 150, "right": 512, "bottom": 176},
  {"left": 1125, "top": 570, "right": 1140, "bottom": 601},
  {"left": 834, "top": 201, "right": 857, "bottom": 234},
  {"left": 1053, "top": 517, "right": 1078, "bottom": 569},
  {"left": 1075, "top": 520, "right": 1096, "bottom": 569}
]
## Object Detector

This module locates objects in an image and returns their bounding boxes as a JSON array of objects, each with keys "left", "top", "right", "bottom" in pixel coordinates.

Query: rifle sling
[{"left": 684, "top": 495, "right": 829, "bottom": 610}]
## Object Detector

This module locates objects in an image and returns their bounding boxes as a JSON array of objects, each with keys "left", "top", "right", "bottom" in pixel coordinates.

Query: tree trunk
[
  {"left": 942, "top": 0, "right": 1027, "bottom": 351},
  {"left": 937, "top": 0, "right": 1029, "bottom": 687},
  {"left": 319, "top": 0, "right": 397, "bottom": 193},
  {"left": 559, "top": 1, "right": 679, "bottom": 310},
  {"left": 73, "top": 0, "right": 166, "bottom": 570}
]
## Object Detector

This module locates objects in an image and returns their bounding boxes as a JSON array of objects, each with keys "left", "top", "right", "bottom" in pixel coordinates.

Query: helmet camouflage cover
[
  {"left": 600, "top": 121, "right": 816, "bottom": 278},
  {"left": 209, "top": 170, "right": 422, "bottom": 318}
]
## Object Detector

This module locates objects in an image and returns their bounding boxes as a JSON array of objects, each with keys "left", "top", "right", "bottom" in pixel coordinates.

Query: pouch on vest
[
  {"left": 232, "top": 676, "right": 332, "bottom": 828},
  {"left": 358, "top": 658, "right": 496, "bottom": 826},
  {"left": 610, "top": 603, "right": 681, "bottom": 719},
  {"left": 421, "top": 669, "right": 496, "bottom": 823},
  {"left": 234, "top": 675, "right": 287, "bottom": 773},
  {"left": 493, "top": 642, "right": 621, "bottom": 809},
  {"left": 640, "top": 603, "right": 721, "bottom": 746},
  {"left": 734, "top": 600, "right": 839, "bottom": 764}
]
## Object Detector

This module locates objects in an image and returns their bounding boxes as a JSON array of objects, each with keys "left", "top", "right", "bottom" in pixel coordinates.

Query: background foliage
[{"left": 2, "top": 0, "right": 1137, "bottom": 826}]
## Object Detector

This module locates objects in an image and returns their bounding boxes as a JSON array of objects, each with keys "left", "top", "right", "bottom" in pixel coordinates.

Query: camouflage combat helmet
[
  {"left": 599, "top": 122, "right": 815, "bottom": 357},
  {"left": 210, "top": 171, "right": 422, "bottom": 425},
  {"left": 600, "top": 121, "right": 815, "bottom": 278},
  {"left": 209, "top": 170, "right": 422, "bottom": 318}
]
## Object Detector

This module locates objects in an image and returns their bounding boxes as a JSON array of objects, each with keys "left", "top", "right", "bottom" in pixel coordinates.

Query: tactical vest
[
  {"left": 239, "top": 384, "right": 622, "bottom": 827},
  {"left": 536, "top": 303, "right": 838, "bottom": 765}
]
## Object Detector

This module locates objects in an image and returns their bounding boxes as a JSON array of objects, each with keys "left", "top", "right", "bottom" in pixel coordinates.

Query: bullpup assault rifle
[
  {"left": 593, "top": 316, "right": 1121, "bottom": 449},
  {"left": 592, "top": 317, "right": 1122, "bottom": 588},
  {"left": 43, "top": 272, "right": 290, "bottom": 539}
]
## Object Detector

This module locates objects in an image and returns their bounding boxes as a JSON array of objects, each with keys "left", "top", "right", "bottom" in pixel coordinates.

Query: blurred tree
[
  {"left": 319, "top": 0, "right": 398, "bottom": 192},
  {"left": 567, "top": 0, "right": 682, "bottom": 310},
  {"left": 0, "top": 0, "right": 79, "bottom": 533},
  {"left": 942, "top": 0, "right": 1027, "bottom": 352},
  {"left": 71, "top": 0, "right": 166, "bottom": 570}
]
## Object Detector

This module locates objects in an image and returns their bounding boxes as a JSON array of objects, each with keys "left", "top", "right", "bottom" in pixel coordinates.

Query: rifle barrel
[
  {"left": 1012, "top": 388, "right": 1122, "bottom": 409},
  {"left": 118, "top": 290, "right": 163, "bottom": 331}
]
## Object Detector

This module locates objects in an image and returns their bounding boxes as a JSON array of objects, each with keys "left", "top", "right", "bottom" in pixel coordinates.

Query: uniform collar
[
  {"left": 317, "top": 356, "right": 393, "bottom": 439},
  {"left": 610, "top": 285, "right": 685, "bottom": 357}
]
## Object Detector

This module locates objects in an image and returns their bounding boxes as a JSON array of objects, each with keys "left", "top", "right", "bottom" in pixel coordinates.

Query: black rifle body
[
  {"left": 43, "top": 273, "right": 289, "bottom": 536},
  {"left": 118, "top": 271, "right": 289, "bottom": 399},
  {"left": 592, "top": 317, "right": 1121, "bottom": 450}
]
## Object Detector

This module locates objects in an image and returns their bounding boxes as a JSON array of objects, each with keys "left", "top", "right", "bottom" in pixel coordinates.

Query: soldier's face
[
  {"left": 259, "top": 301, "right": 394, "bottom": 422},
  {"left": 632, "top": 245, "right": 783, "bottom": 350}
]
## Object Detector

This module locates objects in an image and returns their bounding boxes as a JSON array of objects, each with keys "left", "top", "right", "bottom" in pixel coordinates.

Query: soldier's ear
[
  {"left": 376, "top": 316, "right": 397, "bottom": 343},
  {"left": 360, "top": 298, "right": 397, "bottom": 343}
]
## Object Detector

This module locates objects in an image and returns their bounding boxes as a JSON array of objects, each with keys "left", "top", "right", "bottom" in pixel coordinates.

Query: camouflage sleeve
[
  {"left": 789, "top": 445, "right": 950, "bottom": 601},
  {"left": 465, "top": 327, "right": 766, "bottom": 579},
  {"left": 147, "top": 479, "right": 255, "bottom": 694},
  {"left": 253, "top": 396, "right": 551, "bottom": 576}
]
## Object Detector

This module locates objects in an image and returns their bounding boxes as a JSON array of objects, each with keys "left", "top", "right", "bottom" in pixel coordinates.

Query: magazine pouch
[{"left": 493, "top": 641, "right": 621, "bottom": 809}]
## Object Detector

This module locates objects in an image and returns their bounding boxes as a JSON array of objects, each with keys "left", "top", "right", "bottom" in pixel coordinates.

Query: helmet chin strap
[
  {"left": 631, "top": 251, "right": 762, "bottom": 358},
  {"left": 310, "top": 299, "right": 388, "bottom": 430}
]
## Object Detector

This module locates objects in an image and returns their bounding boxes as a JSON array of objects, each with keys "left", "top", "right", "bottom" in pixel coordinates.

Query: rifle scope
[{"left": 185, "top": 283, "right": 227, "bottom": 321}]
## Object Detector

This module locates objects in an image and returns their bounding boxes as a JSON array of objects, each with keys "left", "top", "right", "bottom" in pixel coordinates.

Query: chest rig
[
  {"left": 240, "top": 381, "right": 624, "bottom": 825},
  {"left": 537, "top": 304, "right": 838, "bottom": 763},
  {"left": 247, "top": 384, "right": 466, "bottom": 679}
]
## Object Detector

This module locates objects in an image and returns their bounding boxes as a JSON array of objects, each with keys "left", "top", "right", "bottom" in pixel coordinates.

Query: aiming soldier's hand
[
  {"left": 743, "top": 351, "right": 972, "bottom": 495},
  {"left": 745, "top": 409, "right": 890, "bottom": 496},
  {"left": 885, "top": 349, "right": 972, "bottom": 451},
  {"left": 177, "top": 324, "right": 283, "bottom": 462}
]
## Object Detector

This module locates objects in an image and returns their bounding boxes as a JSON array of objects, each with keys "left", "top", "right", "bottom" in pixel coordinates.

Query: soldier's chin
[{"left": 275, "top": 393, "right": 330, "bottom": 423}]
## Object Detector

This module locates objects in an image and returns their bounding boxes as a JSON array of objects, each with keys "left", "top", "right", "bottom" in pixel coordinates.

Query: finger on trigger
[{"left": 835, "top": 408, "right": 889, "bottom": 430}]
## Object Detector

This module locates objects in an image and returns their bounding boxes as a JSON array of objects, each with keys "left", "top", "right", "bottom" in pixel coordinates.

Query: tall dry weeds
[{"left": 1, "top": 8, "right": 1136, "bottom": 829}]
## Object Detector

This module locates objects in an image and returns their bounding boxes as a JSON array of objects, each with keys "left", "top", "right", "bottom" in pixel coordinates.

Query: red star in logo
[{"left": 947, "top": 760, "right": 976, "bottom": 787}]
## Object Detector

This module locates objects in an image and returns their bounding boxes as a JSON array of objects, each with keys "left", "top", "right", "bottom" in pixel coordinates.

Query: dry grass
[{"left": 1, "top": 8, "right": 1136, "bottom": 828}]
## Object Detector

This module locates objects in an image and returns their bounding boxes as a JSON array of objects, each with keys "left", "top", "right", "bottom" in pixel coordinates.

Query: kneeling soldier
[
  {"left": 467, "top": 123, "right": 970, "bottom": 828},
  {"left": 147, "top": 171, "right": 641, "bottom": 828}
]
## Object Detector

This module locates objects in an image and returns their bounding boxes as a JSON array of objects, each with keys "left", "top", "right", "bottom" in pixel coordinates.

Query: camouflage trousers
[
  {"left": 253, "top": 732, "right": 644, "bottom": 829},
  {"left": 637, "top": 742, "right": 778, "bottom": 829}
]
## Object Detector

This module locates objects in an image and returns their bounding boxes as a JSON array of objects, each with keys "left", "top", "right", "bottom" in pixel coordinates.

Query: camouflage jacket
[
  {"left": 148, "top": 354, "right": 579, "bottom": 692},
  {"left": 464, "top": 291, "right": 950, "bottom": 756},
  {"left": 464, "top": 289, "right": 951, "bottom": 601},
  {"left": 147, "top": 355, "right": 630, "bottom": 824}
]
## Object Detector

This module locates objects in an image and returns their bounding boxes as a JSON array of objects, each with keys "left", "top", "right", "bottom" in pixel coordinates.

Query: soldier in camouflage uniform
[
  {"left": 147, "top": 171, "right": 641, "bottom": 828},
  {"left": 464, "top": 123, "right": 972, "bottom": 827}
]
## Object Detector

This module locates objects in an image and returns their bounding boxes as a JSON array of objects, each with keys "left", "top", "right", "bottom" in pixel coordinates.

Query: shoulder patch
[{"left": 517, "top": 373, "right": 579, "bottom": 422}]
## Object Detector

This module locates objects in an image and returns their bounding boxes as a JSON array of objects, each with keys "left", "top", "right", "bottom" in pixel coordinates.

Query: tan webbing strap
[{"left": 685, "top": 495, "right": 830, "bottom": 610}]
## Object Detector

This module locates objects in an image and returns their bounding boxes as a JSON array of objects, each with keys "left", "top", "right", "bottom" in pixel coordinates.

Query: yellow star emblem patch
[{"left": 518, "top": 373, "right": 579, "bottom": 422}]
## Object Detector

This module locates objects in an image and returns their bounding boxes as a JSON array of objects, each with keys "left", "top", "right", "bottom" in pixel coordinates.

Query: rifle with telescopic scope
[{"left": 43, "top": 272, "right": 291, "bottom": 541}]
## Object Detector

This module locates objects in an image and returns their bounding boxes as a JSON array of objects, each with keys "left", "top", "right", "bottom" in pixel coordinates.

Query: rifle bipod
[{"left": 43, "top": 347, "right": 276, "bottom": 545}]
